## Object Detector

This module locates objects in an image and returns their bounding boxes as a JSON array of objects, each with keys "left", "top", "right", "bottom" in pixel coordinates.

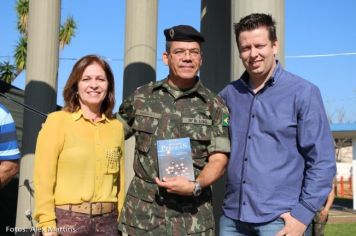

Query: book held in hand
[{"left": 157, "top": 137, "right": 195, "bottom": 181}]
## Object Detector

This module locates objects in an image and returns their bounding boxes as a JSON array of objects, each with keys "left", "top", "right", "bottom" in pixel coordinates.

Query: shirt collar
[
  {"left": 241, "top": 60, "right": 282, "bottom": 89},
  {"left": 71, "top": 109, "right": 109, "bottom": 122},
  {"left": 269, "top": 60, "right": 283, "bottom": 85}
]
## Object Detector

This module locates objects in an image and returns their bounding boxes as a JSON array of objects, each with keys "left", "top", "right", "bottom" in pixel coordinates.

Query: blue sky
[{"left": 1, "top": 0, "right": 355, "bottom": 122}]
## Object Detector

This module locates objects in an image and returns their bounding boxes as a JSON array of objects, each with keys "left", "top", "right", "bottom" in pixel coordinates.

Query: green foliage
[
  {"left": 16, "top": 0, "right": 29, "bottom": 35},
  {"left": 60, "top": 16, "right": 77, "bottom": 49},
  {"left": 0, "top": 0, "right": 76, "bottom": 83},
  {"left": 14, "top": 36, "right": 27, "bottom": 72},
  {"left": 0, "top": 61, "right": 16, "bottom": 83}
]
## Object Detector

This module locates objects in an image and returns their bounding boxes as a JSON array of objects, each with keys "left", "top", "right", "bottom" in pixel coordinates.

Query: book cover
[{"left": 157, "top": 137, "right": 195, "bottom": 181}]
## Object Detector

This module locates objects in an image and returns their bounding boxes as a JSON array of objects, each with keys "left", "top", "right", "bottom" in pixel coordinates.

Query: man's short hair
[{"left": 234, "top": 13, "right": 277, "bottom": 43}]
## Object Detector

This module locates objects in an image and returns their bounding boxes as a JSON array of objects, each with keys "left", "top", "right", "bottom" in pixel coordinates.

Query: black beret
[{"left": 164, "top": 25, "right": 205, "bottom": 43}]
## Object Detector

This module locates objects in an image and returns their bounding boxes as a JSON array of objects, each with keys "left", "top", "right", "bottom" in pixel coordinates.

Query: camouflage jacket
[{"left": 118, "top": 78, "right": 230, "bottom": 235}]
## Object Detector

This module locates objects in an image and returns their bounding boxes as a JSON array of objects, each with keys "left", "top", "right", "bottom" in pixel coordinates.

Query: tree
[
  {"left": 0, "top": 62, "right": 16, "bottom": 83},
  {"left": 0, "top": 0, "right": 77, "bottom": 83},
  {"left": 327, "top": 107, "right": 347, "bottom": 124}
]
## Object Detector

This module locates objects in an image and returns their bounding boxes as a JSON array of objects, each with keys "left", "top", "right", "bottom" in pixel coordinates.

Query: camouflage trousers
[
  {"left": 53, "top": 207, "right": 119, "bottom": 236},
  {"left": 119, "top": 176, "right": 215, "bottom": 235},
  {"left": 311, "top": 211, "right": 328, "bottom": 236},
  {"left": 119, "top": 197, "right": 215, "bottom": 236}
]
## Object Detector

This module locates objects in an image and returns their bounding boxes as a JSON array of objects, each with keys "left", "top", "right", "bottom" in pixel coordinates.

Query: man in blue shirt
[
  {"left": 0, "top": 103, "right": 20, "bottom": 189},
  {"left": 219, "top": 13, "right": 336, "bottom": 236}
]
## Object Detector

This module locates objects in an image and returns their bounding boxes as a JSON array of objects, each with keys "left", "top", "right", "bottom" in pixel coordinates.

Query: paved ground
[{"left": 329, "top": 204, "right": 356, "bottom": 224}]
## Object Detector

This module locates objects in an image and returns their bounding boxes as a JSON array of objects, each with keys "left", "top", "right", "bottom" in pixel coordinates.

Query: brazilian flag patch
[{"left": 222, "top": 114, "right": 229, "bottom": 126}]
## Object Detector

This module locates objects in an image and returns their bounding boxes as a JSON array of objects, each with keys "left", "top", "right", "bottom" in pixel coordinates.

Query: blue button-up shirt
[{"left": 219, "top": 62, "right": 336, "bottom": 225}]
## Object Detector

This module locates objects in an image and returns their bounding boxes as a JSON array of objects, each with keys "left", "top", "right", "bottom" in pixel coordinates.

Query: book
[{"left": 157, "top": 137, "right": 195, "bottom": 181}]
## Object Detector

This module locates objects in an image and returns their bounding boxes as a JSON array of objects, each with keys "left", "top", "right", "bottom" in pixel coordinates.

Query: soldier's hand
[{"left": 155, "top": 177, "right": 194, "bottom": 196}]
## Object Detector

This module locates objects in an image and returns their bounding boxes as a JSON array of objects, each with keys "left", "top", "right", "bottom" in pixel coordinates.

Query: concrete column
[
  {"left": 200, "top": 0, "right": 232, "bottom": 93},
  {"left": 123, "top": 0, "right": 158, "bottom": 98},
  {"left": 231, "top": 0, "right": 285, "bottom": 80},
  {"left": 16, "top": 0, "right": 60, "bottom": 231},
  {"left": 353, "top": 138, "right": 356, "bottom": 210},
  {"left": 123, "top": 0, "right": 158, "bottom": 194},
  {"left": 200, "top": 1, "right": 232, "bottom": 231}
]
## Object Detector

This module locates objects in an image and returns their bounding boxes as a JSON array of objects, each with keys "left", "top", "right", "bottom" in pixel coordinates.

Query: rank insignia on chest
[{"left": 222, "top": 114, "right": 229, "bottom": 127}]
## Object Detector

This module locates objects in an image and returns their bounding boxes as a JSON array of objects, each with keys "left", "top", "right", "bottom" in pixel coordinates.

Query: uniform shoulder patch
[{"left": 222, "top": 113, "right": 229, "bottom": 126}]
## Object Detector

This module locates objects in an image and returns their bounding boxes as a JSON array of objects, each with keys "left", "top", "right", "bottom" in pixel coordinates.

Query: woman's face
[{"left": 77, "top": 63, "right": 108, "bottom": 111}]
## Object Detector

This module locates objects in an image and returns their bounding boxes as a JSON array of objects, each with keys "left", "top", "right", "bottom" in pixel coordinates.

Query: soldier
[{"left": 117, "top": 25, "right": 230, "bottom": 235}]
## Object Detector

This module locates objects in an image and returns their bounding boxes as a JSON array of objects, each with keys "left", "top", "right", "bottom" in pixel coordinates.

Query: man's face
[
  {"left": 163, "top": 41, "right": 202, "bottom": 82},
  {"left": 238, "top": 26, "right": 278, "bottom": 80}
]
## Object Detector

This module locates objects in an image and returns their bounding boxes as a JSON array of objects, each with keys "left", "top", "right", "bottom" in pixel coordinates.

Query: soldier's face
[{"left": 163, "top": 41, "right": 202, "bottom": 83}]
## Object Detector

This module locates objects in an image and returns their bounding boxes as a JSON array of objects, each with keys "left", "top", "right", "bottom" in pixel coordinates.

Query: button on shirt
[
  {"left": 34, "top": 110, "right": 125, "bottom": 229},
  {"left": 117, "top": 78, "right": 230, "bottom": 235},
  {"left": 219, "top": 62, "right": 336, "bottom": 225}
]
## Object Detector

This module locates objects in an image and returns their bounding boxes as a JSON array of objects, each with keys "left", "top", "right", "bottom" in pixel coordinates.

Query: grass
[
  {"left": 325, "top": 223, "right": 356, "bottom": 235},
  {"left": 324, "top": 197, "right": 355, "bottom": 235}
]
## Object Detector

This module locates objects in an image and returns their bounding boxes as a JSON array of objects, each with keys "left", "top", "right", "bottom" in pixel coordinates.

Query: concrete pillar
[
  {"left": 123, "top": 0, "right": 158, "bottom": 98},
  {"left": 123, "top": 0, "right": 158, "bottom": 194},
  {"left": 16, "top": 0, "right": 60, "bottom": 232},
  {"left": 353, "top": 138, "right": 356, "bottom": 210},
  {"left": 200, "top": 1, "right": 232, "bottom": 232},
  {"left": 200, "top": 0, "right": 232, "bottom": 93},
  {"left": 231, "top": 0, "right": 285, "bottom": 80}
]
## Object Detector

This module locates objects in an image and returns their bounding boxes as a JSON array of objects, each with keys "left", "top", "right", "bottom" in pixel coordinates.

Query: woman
[{"left": 34, "top": 55, "right": 125, "bottom": 236}]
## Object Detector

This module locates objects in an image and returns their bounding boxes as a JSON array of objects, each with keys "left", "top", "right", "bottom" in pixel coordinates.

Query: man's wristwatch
[{"left": 192, "top": 180, "right": 202, "bottom": 197}]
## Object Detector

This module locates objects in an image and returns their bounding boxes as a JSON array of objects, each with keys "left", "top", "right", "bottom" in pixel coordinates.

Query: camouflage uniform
[
  {"left": 117, "top": 78, "right": 230, "bottom": 235},
  {"left": 311, "top": 208, "right": 328, "bottom": 236}
]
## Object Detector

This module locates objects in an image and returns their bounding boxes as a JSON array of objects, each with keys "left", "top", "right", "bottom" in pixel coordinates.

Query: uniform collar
[{"left": 154, "top": 76, "right": 208, "bottom": 102}]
